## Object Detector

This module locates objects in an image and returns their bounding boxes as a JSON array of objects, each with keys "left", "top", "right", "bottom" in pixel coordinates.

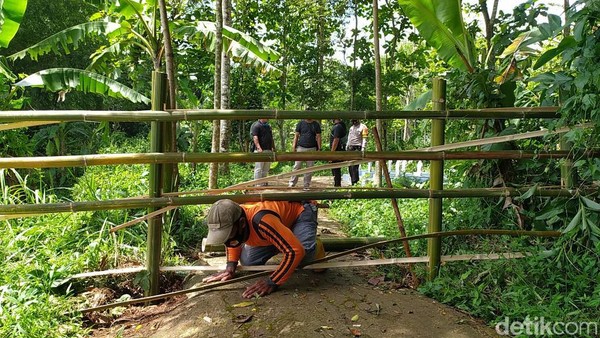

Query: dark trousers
[
  {"left": 331, "top": 160, "right": 342, "bottom": 187},
  {"left": 347, "top": 145, "right": 361, "bottom": 185}
]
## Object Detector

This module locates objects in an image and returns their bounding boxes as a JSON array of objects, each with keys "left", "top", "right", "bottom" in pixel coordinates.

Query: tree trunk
[
  {"left": 350, "top": 0, "right": 358, "bottom": 111},
  {"left": 219, "top": 0, "right": 232, "bottom": 174},
  {"left": 209, "top": 0, "right": 223, "bottom": 189},
  {"left": 158, "top": 0, "right": 178, "bottom": 194},
  {"left": 277, "top": 6, "right": 290, "bottom": 151},
  {"left": 563, "top": 0, "right": 570, "bottom": 36},
  {"left": 373, "top": 0, "right": 383, "bottom": 187},
  {"left": 480, "top": 0, "right": 499, "bottom": 67}
]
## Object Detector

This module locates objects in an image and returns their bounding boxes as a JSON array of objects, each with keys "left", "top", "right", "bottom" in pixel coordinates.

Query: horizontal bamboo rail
[
  {"left": 0, "top": 107, "right": 560, "bottom": 122},
  {"left": 3, "top": 150, "right": 596, "bottom": 169},
  {"left": 0, "top": 187, "right": 584, "bottom": 215},
  {"left": 78, "top": 228, "right": 560, "bottom": 313},
  {"left": 70, "top": 252, "right": 533, "bottom": 279}
]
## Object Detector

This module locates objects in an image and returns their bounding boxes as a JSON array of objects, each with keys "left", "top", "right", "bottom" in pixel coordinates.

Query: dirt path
[{"left": 90, "top": 176, "right": 500, "bottom": 337}]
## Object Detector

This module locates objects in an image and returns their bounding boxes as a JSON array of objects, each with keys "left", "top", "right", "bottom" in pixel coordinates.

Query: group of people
[
  {"left": 250, "top": 117, "right": 369, "bottom": 189},
  {"left": 202, "top": 117, "right": 370, "bottom": 298}
]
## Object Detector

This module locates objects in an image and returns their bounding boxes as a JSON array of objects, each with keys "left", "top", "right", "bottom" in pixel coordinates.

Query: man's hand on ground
[
  {"left": 202, "top": 270, "right": 234, "bottom": 283},
  {"left": 242, "top": 278, "right": 277, "bottom": 298}
]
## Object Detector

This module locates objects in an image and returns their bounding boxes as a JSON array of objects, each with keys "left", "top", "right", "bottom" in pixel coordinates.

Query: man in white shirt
[{"left": 346, "top": 119, "right": 368, "bottom": 185}]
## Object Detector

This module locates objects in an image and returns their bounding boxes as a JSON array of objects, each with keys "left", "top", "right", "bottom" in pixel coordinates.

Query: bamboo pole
[
  {"left": 0, "top": 188, "right": 586, "bottom": 215},
  {"left": 201, "top": 236, "right": 388, "bottom": 253},
  {"left": 70, "top": 252, "right": 533, "bottom": 279},
  {"left": 78, "top": 228, "right": 560, "bottom": 313},
  {"left": 559, "top": 138, "right": 575, "bottom": 188},
  {"left": 0, "top": 107, "right": 560, "bottom": 123},
  {"left": 428, "top": 78, "right": 446, "bottom": 280},
  {"left": 372, "top": 127, "right": 416, "bottom": 282},
  {"left": 147, "top": 71, "right": 167, "bottom": 297}
]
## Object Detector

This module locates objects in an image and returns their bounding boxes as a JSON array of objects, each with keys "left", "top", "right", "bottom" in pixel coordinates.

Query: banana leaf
[
  {"left": 0, "top": 0, "right": 27, "bottom": 48},
  {"left": 15, "top": 68, "right": 149, "bottom": 104},
  {"left": 8, "top": 21, "right": 123, "bottom": 61},
  {"left": 398, "top": 0, "right": 476, "bottom": 72},
  {"left": 176, "top": 21, "right": 280, "bottom": 75}
]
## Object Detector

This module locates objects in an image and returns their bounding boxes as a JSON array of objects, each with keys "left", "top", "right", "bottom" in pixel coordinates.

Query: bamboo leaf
[
  {"left": 516, "top": 184, "right": 538, "bottom": 201},
  {"left": 0, "top": 0, "right": 27, "bottom": 48},
  {"left": 397, "top": 0, "right": 476, "bottom": 72},
  {"left": 8, "top": 21, "right": 123, "bottom": 61},
  {"left": 14, "top": 68, "right": 149, "bottom": 104},
  {"left": 563, "top": 209, "right": 581, "bottom": 234},
  {"left": 581, "top": 196, "right": 600, "bottom": 211}
]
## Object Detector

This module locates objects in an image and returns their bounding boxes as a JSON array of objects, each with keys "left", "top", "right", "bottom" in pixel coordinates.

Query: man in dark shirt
[
  {"left": 289, "top": 119, "right": 321, "bottom": 189},
  {"left": 330, "top": 118, "right": 346, "bottom": 187},
  {"left": 251, "top": 119, "right": 275, "bottom": 186}
]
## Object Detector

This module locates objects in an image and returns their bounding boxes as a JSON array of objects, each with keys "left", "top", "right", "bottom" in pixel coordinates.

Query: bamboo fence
[{"left": 1, "top": 78, "right": 589, "bottom": 297}]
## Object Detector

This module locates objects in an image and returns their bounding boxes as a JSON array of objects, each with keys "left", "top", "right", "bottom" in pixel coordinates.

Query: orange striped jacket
[{"left": 226, "top": 201, "right": 307, "bottom": 286}]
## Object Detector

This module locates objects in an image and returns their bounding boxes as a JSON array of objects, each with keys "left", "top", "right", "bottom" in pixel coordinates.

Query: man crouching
[{"left": 202, "top": 199, "right": 324, "bottom": 298}]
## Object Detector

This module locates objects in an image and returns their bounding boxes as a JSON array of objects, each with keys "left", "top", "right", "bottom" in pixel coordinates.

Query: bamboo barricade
[
  {"left": 0, "top": 107, "right": 560, "bottom": 123},
  {"left": 78, "top": 229, "right": 561, "bottom": 313}
]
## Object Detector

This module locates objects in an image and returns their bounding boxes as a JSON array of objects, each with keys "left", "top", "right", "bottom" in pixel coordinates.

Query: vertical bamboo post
[
  {"left": 559, "top": 139, "right": 575, "bottom": 188},
  {"left": 428, "top": 78, "right": 446, "bottom": 280},
  {"left": 147, "top": 71, "right": 167, "bottom": 296}
]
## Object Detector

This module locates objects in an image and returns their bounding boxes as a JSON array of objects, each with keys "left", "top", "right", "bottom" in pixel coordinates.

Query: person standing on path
[
  {"left": 346, "top": 119, "right": 368, "bottom": 185},
  {"left": 330, "top": 118, "right": 347, "bottom": 187},
  {"left": 251, "top": 118, "right": 275, "bottom": 186},
  {"left": 289, "top": 118, "right": 321, "bottom": 189}
]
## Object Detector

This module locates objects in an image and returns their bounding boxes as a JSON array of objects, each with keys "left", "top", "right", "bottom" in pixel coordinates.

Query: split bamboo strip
[
  {"left": 70, "top": 252, "right": 530, "bottom": 279},
  {"left": 80, "top": 271, "right": 271, "bottom": 313},
  {"left": 78, "top": 229, "right": 560, "bottom": 313},
  {"left": 0, "top": 107, "right": 560, "bottom": 123},
  {"left": 0, "top": 188, "right": 584, "bottom": 215},
  {"left": 0, "top": 213, "right": 45, "bottom": 221},
  {"left": 110, "top": 206, "right": 177, "bottom": 233},
  {"left": 0, "top": 121, "right": 61, "bottom": 131}
]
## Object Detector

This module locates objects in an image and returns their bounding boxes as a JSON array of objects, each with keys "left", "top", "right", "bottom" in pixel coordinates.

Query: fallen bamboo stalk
[
  {"left": 373, "top": 127, "right": 416, "bottom": 283},
  {"left": 110, "top": 206, "right": 177, "bottom": 232},
  {"left": 77, "top": 229, "right": 560, "bottom": 313}
]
